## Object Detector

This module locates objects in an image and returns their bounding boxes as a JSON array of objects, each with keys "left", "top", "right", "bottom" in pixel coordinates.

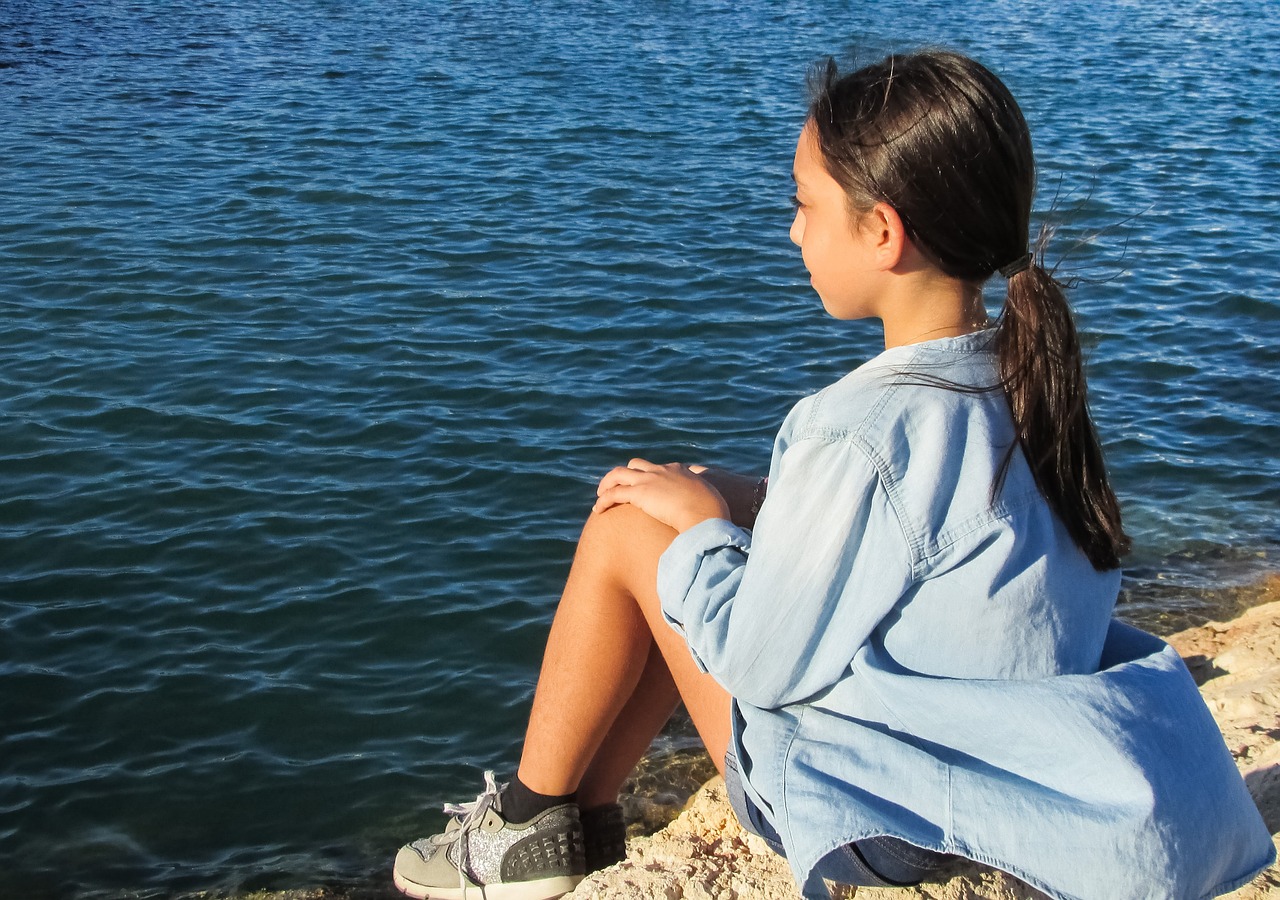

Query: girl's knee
[
  {"left": 584, "top": 502, "right": 675, "bottom": 541},
  {"left": 578, "top": 504, "right": 678, "bottom": 571}
]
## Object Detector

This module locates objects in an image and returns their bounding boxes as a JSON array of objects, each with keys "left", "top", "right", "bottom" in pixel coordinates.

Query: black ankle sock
[
  {"left": 501, "top": 773, "right": 574, "bottom": 824},
  {"left": 581, "top": 802, "right": 627, "bottom": 872}
]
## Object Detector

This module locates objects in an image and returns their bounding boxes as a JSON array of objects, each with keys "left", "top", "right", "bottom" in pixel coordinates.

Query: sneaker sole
[{"left": 393, "top": 869, "right": 583, "bottom": 900}]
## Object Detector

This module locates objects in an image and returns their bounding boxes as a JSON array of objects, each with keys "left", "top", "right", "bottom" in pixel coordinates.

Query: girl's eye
[{"left": 790, "top": 194, "right": 803, "bottom": 210}]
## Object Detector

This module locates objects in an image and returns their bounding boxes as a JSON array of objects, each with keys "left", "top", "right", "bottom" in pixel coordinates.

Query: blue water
[{"left": 1, "top": 1, "right": 1277, "bottom": 897}]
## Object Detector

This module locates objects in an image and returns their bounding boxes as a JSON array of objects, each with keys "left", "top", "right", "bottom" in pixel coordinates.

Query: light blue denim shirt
[{"left": 658, "top": 331, "right": 1273, "bottom": 900}]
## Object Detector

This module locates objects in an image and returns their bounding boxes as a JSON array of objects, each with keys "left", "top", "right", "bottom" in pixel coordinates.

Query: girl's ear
[{"left": 864, "top": 201, "right": 909, "bottom": 271}]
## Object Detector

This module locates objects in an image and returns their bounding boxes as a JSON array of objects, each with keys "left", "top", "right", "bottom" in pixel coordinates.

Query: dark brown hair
[{"left": 808, "top": 50, "right": 1129, "bottom": 570}]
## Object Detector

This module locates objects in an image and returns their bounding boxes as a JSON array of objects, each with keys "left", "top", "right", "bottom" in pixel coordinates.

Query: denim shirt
[{"left": 657, "top": 332, "right": 1274, "bottom": 900}]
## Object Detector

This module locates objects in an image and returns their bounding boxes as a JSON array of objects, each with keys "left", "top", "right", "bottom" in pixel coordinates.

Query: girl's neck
[{"left": 878, "top": 268, "right": 989, "bottom": 350}]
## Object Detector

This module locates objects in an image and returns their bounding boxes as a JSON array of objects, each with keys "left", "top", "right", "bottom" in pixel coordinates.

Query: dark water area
[{"left": 1, "top": 0, "right": 1277, "bottom": 897}]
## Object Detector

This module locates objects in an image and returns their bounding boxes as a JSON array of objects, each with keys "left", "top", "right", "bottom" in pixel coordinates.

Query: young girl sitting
[{"left": 393, "top": 49, "right": 1274, "bottom": 900}]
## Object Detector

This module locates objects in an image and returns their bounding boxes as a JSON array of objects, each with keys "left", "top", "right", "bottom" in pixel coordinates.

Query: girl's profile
[{"left": 391, "top": 48, "right": 1274, "bottom": 900}]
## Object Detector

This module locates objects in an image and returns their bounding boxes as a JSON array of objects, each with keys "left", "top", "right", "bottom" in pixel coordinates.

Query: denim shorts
[{"left": 723, "top": 751, "right": 954, "bottom": 888}]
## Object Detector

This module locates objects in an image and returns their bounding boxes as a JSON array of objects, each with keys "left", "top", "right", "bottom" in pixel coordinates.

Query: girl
[{"left": 393, "top": 50, "right": 1273, "bottom": 900}]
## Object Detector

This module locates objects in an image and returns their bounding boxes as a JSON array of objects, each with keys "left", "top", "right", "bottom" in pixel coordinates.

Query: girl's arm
[
  {"left": 657, "top": 437, "right": 913, "bottom": 709},
  {"left": 689, "top": 466, "right": 766, "bottom": 529}
]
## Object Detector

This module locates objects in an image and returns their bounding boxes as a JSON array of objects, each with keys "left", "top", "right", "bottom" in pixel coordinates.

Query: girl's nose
[{"left": 789, "top": 210, "right": 805, "bottom": 247}]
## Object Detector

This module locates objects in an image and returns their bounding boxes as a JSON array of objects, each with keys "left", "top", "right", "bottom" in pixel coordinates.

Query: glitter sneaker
[{"left": 393, "top": 771, "right": 586, "bottom": 900}]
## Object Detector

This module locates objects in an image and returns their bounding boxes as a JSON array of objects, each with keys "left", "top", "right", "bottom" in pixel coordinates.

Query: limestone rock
[{"left": 572, "top": 777, "right": 799, "bottom": 900}]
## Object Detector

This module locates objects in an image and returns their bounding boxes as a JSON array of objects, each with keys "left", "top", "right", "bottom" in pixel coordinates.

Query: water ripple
[{"left": 1, "top": 0, "right": 1278, "bottom": 895}]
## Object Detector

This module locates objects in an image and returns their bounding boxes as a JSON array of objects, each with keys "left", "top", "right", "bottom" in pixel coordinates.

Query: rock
[
  {"left": 1168, "top": 601, "right": 1280, "bottom": 776},
  {"left": 1244, "top": 742, "right": 1280, "bottom": 833},
  {"left": 571, "top": 777, "right": 800, "bottom": 900}
]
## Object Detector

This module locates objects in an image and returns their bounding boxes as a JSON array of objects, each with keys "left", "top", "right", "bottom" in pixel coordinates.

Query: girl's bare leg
[
  {"left": 572, "top": 641, "right": 679, "bottom": 810},
  {"left": 516, "top": 504, "right": 732, "bottom": 802}
]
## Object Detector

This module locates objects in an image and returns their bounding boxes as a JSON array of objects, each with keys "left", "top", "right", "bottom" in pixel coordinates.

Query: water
[{"left": 1, "top": 1, "right": 1276, "bottom": 896}]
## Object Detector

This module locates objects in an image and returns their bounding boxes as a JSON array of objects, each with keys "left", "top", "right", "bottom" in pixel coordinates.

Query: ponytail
[
  {"left": 809, "top": 51, "right": 1131, "bottom": 571},
  {"left": 997, "top": 235, "right": 1130, "bottom": 570}
]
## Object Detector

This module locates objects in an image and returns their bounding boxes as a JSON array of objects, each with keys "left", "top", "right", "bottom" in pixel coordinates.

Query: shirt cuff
[{"left": 657, "top": 517, "right": 752, "bottom": 661}]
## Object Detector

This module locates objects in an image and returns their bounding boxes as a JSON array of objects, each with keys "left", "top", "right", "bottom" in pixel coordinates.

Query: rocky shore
[
  {"left": 571, "top": 587, "right": 1280, "bottom": 899},
  {"left": 201, "top": 577, "right": 1280, "bottom": 900}
]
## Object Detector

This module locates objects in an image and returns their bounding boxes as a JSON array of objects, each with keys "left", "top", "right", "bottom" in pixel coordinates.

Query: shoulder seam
[
  {"left": 787, "top": 350, "right": 930, "bottom": 576},
  {"left": 782, "top": 425, "right": 925, "bottom": 578}
]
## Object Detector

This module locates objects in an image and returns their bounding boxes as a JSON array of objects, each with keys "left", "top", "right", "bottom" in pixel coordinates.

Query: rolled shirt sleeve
[{"left": 657, "top": 436, "right": 915, "bottom": 709}]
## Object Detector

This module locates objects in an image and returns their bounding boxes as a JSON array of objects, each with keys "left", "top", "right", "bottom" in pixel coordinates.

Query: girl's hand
[{"left": 593, "top": 458, "right": 731, "bottom": 533}]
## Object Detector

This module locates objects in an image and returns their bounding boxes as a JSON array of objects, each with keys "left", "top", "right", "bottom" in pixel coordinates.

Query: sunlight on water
[{"left": 0, "top": 0, "right": 1277, "bottom": 895}]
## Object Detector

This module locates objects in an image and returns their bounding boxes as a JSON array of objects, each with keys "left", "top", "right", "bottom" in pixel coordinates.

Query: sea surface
[{"left": 1, "top": 1, "right": 1277, "bottom": 897}]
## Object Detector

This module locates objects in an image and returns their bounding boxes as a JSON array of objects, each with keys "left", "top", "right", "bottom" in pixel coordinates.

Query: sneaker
[{"left": 393, "top": 771, "right": 586, "bottom": 900}]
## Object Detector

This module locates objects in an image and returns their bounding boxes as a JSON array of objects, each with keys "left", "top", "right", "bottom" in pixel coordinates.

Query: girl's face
[{"left": 789, "top": 123, "right": 884, "bottom": 320}]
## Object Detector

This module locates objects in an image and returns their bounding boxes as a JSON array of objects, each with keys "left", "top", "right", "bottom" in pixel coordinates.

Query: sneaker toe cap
[{"left": 395, "top": 839, "right": 477, "bottom": 895}]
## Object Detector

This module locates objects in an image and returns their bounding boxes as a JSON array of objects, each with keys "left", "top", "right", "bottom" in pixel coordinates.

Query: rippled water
[{"left": 1, "top": 1, "right": 1277, "bottom": 897}]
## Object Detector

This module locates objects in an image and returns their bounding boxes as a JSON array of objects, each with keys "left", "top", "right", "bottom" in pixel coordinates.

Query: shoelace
[{"left": 432, "top": 770, "right": 507, "bottom": 896}]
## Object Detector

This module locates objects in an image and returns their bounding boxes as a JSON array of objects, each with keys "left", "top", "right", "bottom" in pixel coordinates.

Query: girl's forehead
[{"left": 792, "top": 123, "right": 823, "bottom": 185}]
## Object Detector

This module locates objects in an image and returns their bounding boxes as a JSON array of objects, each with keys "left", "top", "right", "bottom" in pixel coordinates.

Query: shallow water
[{"left": 1, "top": 1, "right": 1277, "bottom": 896}]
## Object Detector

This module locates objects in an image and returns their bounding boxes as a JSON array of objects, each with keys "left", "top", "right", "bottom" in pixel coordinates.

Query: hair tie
[{"left": 999, "top": 252, "right": 1033, "bottom": 279}]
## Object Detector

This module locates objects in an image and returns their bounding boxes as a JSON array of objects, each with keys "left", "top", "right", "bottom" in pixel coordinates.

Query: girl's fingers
[
  {"left": 596, "top": 458, "right": 672, "bottom": 497},
  {"left": 593, "top": 459, "right": 699, "bottom": 516},
  {"left": 596, "top": 464, "right": 645, "bottom": 496},
  {"left": 593, "top": 460, "right": 669, "bottom": 514},
  {"left": 591, "top": 458, "right": 728, "bottom": 530},
  {"left": 592, "top": 482, "right": 636, "bottom": 514},
  {"left": 592, "top": 489, "right": 616, "bottom": 514},
  {"left": 591, "top": 493, "right": 615, "bottom": 514}
]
